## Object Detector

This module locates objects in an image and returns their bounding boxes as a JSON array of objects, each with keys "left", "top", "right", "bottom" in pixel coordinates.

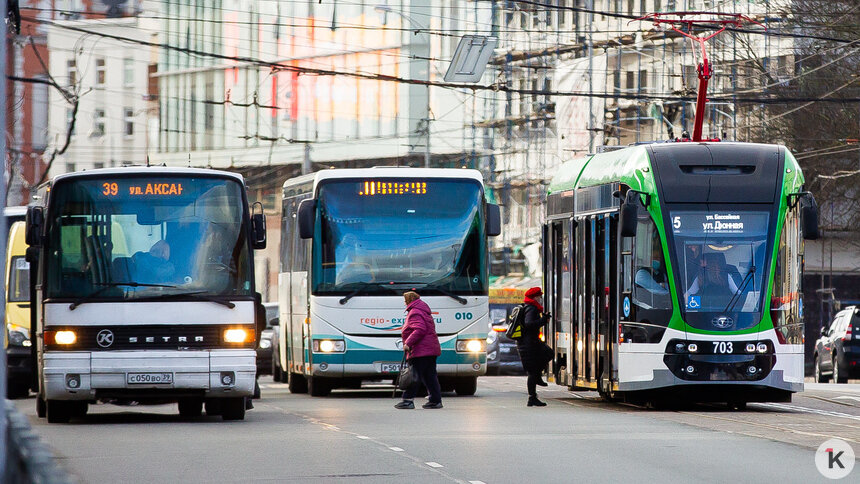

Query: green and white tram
[
  {"left": 543, "top": 142, "right": 819, "bottom": 404},
  {"left": 275, "top": 168, "right": 501, "bottom": 396}
]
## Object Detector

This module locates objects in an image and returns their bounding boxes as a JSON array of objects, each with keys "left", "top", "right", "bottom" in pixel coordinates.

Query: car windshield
[
  {"left": 45, "top": 175, "right": 253, "bottom": 300},
  {"left": 312, "top": 178, "right": 487, "bottom": 295},
  {"left": 670, "top": 210, "right": 770, "bottom": 331}
]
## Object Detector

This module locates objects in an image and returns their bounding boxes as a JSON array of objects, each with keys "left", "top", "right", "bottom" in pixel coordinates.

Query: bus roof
[
  {"left": 3, "top": 206, "right": 27, "bottom": 218},
  {"left": 282, "top": 167, "right": 486, "bottom": 194},
  {"left": 49, "top": 166, "right": 245, "bottom": 185}
]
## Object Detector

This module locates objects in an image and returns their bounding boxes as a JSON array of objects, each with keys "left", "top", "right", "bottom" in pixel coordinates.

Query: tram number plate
[
  {"left": 380, "top": 363, "right": 401, "bottom": 373},
  {"left": 711, "top": 342, "right": 735, "bottom": 354},
  {"left": 127, "top": 372, "right": 173, "bottom": 384}
]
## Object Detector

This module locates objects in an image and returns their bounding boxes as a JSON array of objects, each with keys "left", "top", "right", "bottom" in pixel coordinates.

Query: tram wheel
[{"left": 288, "top": 373, "right": 308, "bottom": 394}]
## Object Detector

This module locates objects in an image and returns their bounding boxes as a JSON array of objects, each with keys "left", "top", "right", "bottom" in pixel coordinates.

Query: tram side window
[
  {"left": 771, "top": 206, "right": 803, "bottom": 344},
  {"left": 631, "top": 213, "right": 672, "bottom": 323}
]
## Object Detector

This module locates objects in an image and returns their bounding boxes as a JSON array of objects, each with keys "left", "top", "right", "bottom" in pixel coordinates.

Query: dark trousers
[
  {"left": 527, "top": 370, "right": 542, "bottom": 397},
  {"left": 402, "top": 355, "right": 442, "bottom": 404}
]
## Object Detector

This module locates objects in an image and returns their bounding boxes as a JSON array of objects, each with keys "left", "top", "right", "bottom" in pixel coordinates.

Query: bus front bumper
[
  {"left": 310, "top": 350, "right": 487, "bottom": 378},
  {"left": 42, "top": 350, "right": 256, "bottom": 401}
]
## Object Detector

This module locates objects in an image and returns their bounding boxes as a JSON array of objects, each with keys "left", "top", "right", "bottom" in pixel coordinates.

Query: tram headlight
[
  {"left": 687, "top": 343, "right": 698, "bottom": 353},
  {"left": 223, "top": 328, "right": 249, "bottom": 343},
  {"left": 745, "top": 343, "right": 756, "bottom": 353},
  {"left": 756, "top": 342, "right": 768, "bottom": 353},
  {"left": 313, "top": 339, "right": 345, "bottom": 353},
  {"left": 54, "top": 330, "right": 77, "bottom": 345},
  {"left": 456, "top": 339, "right": 486, "bottom": 353},
  {"left": 674, "top": 342, "right": 686, "bottom": 353}
]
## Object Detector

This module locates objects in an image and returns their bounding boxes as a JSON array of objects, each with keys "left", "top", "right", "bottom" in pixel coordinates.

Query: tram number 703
[{"left": 712, "top": 341, "right": 734, "bottom": 354}]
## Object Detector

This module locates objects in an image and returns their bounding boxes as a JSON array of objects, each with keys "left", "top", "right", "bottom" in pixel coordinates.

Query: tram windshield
[
  {"left": 312, "top": 178, "right": 487, "bottom": 296},
  {"left": 45, "top": 176, "right": 253, "bottom": 300},
  {"left": 670, "top": 210, "right": 770, "bottom": 331}
]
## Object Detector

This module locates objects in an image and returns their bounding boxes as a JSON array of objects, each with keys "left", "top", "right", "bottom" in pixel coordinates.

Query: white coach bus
[
  {"left": 274, "top": 168, "right": 501, "bottom": 396},
  {"left": 26, "top": 167, "right": 267, "bottom": 422}
]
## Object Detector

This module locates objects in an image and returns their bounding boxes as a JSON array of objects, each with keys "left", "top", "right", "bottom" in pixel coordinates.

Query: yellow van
[{"left": 5, "top": 220, "right": 33, "bottom": 398}]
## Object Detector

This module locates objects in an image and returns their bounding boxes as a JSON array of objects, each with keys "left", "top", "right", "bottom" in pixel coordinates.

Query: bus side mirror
[
  {"left": 487, "top": 203, "right": 501, "bottom": 237},
  {"left": 801, "top": 196, "right": 819, "bottom": 240},
  {"left": 25, "top": 206, "right": 44, "bottom": 247},
  {"left": 297, "top": 199, "right": 316, "bottom": 239},
  {"left": 251, "top": 213, "right": 267, "bottom": 250},
  {"left": 270, "top": 317, "right": 279, "bottom": 327},
  {"left": 619, "top": 192, "right": 638, "bottom": 238}
]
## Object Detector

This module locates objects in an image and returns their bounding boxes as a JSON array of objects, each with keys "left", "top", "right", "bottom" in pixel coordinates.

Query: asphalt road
[{"left": 14, "top": 377, "right": 860, "bottom": 483}]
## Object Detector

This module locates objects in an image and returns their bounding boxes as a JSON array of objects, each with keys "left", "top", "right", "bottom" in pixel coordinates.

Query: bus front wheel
[
  {"left": 178, "top": 398, "right": 203, "bottom": 417},
  {"left": 46, "top": 400, "right": 72, "bottom": 424},
  {"left": 308, "top": 377, "right": 332, "bottom": 397},
  {"left": 454, "top": 377, "right": 478, "bottom": 396},
  {"left": 36, "top": 395, "right": 46, "bottom": 418},
  {"left": 288, "top": 373, "right": 308, "bottom": 394},
  {"left": 221, "top": 398, "right": 246, "bottom": 421}
]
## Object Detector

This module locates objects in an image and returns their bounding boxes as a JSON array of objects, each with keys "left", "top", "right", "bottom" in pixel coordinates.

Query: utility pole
[{"left": 1, "top": 0, "right": 9, "bottom": 475}]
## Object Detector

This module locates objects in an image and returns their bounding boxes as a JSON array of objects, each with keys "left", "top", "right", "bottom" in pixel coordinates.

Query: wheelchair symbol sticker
[
  {"left": 623, "top": 297, "right": 631, "bottom": 318},
  {"left": 687, "top": 296, "right": 701, "bottom": 310}
]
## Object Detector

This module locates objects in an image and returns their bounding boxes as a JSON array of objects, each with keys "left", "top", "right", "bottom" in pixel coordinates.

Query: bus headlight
[
  {"left": 259, "top": 338, "right": 272, "bottom": 349},
  {"left": 54, "top": 330, "right": 77, "bottom": 345},
  {"left": 456, "top": 339, "right": 486, "bottom": 353},
  {"left": 313, "top": 339, "right": 345, "bottom": 353},
  {"left": 7, "top": 323, "right": 30, "bottom": 347},
  {"left": 223, "top": 328, "right": 249, "bottom": 343}
]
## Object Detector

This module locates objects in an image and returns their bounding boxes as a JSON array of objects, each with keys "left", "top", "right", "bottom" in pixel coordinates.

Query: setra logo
[
  {"left": 96, "top": 329, "right": 115, "bottom": 348},
  {"left": 815, "top": 438, "right": 855, "bottom": 479}
]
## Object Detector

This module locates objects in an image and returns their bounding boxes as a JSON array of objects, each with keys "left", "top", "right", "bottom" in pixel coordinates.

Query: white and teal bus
[
  {"left": 27, "top": 167, "right": 268, "bottom": 422},
  {"left": 274, "top": 168, "right": 501, "bottom": 396}
]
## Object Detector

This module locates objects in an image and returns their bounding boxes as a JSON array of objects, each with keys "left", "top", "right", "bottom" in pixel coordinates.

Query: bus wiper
[
  {"left": 132, "top": 291, "right": 236, "bottom": 309},
  {"left": 385, "top": 282, "right": 468, "bottom": 305},
  {"left": 424, "top": 285, "right": 468, "bottom": 305},
  {"left": 70, "top": 282, "right": 178, "bottom": 310},
  {"left": 338, "top": 283, "right": 382, "bottom": 305},
  {"left": 723, "top": 266, "right": 755, "bottom": 313}
]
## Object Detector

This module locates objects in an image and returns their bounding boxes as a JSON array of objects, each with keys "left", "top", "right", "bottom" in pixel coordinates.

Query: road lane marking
[
  {"left": 834, "top": 396, "right": 860, "bottom": 403},
  {"left": 754, "top": 402, "right": 860, "bottom": 422},
  {"left": 426, "top": 462, "right": 444, "bottom": 468},
  {"left": 356, "top": 435, "right": 370, "bottom": 439},
  {"left": 469, "top": 481, "right": 486, "bottom": 484},
  {"left": 388, "top": 447, "right": 404, "bottom": 452}
]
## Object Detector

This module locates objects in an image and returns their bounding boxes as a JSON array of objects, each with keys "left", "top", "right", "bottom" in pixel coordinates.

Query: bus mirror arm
[
  {"left": 795, "top": 193, "right": 820, "bottom": 240},
  {"left": 251, "top": 202, "right": 267, "bottom": 250},
  {"left": 618, "top": 190, "right": 645, "bottom": 238},
  {"left": 298, "top": 199, "right": 316, "bottom": 239}
]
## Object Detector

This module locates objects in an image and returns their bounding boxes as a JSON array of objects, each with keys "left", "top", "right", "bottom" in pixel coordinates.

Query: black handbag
[{"left": 395, "top": 353, "right": 415, "bottom": 392}]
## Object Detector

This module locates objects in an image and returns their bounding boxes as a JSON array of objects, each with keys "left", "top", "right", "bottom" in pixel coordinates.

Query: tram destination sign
[{"left": 671, "top": 211, "right": 769, "bottom": 236}]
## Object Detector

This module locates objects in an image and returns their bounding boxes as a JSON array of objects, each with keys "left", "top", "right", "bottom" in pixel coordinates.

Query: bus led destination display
[{"left": 671, "top": 211, "right": 769, "bottom": 235}]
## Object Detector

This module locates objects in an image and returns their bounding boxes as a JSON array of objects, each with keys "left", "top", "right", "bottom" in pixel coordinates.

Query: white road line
[
  {"left": 754, "top": 402, "right": 860, "bottom": 422},
  {"left": 356, "top": 435, "right": 369, "bottom": 439},
  {"left": 426, "top": 462, "right": 444, "bottom": 468},
  {"left": 469, "top": 481, "right": 486, "bottom": 484},
  {"left": 388, "top": 447, "right": 404, "bottom": 452}
]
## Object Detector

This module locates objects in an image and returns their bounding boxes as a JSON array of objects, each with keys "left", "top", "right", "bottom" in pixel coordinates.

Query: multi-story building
[{"left": 45, "top": 13, "right": 157, "bottom": 178}]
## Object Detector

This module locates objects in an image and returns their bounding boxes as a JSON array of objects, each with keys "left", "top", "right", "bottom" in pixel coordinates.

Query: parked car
[
  {"left": 486, "top": 305, "right": 524, "bottom": 375},
  {"left": 256, "top": 303, "right": 278, "bottom": 376},
  {"left": 813, "top": 306, "right": 859, "bottom": 383}
]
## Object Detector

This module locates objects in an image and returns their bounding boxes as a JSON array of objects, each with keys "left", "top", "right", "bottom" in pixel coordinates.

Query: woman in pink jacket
[{"left": 395, "top": 291, "right": 443, "bottom": 409}]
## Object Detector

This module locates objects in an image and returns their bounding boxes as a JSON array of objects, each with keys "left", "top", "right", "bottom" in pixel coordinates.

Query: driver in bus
[
  {"left": 634, "top": 244, "right": 669, "bottom": 295},
  {"left": 132, "top": 240, "right": 176, "bottom": 284}
]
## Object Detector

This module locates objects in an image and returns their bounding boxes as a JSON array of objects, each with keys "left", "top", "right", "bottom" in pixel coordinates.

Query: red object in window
[{"left": 842, "top": 323, "right": 853, "bottom": 342}]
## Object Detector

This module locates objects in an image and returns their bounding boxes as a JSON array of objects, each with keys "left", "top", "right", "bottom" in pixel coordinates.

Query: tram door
[{"left": 545, "top": 220, "right": 574, "bottom": 386}]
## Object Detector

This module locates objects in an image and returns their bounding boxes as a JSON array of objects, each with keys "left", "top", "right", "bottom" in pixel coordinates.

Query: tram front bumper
[{"left": 42, "top": 350, "right": 256, "bottom": 401}]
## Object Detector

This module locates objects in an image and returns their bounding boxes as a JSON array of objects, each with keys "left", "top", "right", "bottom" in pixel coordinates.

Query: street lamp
[{"left": 374, "top": 4, "right": 432, "bottom": 168}]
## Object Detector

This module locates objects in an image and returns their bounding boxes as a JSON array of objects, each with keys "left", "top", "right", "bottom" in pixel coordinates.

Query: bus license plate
[
  {"left": 127, "top": 372, "right": 173, "bottom": 384},
  {"left": 380, "top": 363, "right": 401, "bottom": 373}
]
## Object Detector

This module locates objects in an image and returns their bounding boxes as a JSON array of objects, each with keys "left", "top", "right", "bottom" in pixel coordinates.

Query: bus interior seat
[{"left": 112, "top": 257, "right": 134, "bottom": 282}]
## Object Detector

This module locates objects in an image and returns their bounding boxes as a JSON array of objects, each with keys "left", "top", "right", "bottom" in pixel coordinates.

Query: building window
[
  {"left": 123, "top": 58, "right": 134, "bottom": 87},
  {"left": 558, "top": 1, "right": 567, "bottom": 28},
  {"left": 124, "top": 108, "right": 134, "bottom": 136},
  {"left": 66, "top": 59, "right": 76, "bottom": 87},
  {"left": 93, "top": 109, "right": 105, "bottom": 137},
  {"left": 93, "top": 162, "right": 105, "bottom": 169},
  {"left": 96, "top": 58, "right": 106, "bottom": 87},
  {"left": 66, "top": 162, "right": 76, "bottom": 173}
]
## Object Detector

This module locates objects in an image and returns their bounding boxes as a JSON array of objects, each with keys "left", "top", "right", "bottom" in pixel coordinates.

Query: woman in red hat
[{"left": 517, "top": 287, "right": 552, "bottom": 406}]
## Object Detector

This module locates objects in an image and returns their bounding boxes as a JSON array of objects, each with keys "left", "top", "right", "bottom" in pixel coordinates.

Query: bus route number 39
[{"left": 712, "top": 342, "right": 733, "bottom": 354}]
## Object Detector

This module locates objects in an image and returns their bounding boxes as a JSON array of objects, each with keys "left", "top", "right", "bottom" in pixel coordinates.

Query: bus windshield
[
  {"left": 45, "top": 176, "right": 253, "bottom": 300},
  {"left": 312, "top": 178, "right": 487, "bottom": 296},
  {"left": 670, "top": 210, "right": 770, "bottom": 331}
]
